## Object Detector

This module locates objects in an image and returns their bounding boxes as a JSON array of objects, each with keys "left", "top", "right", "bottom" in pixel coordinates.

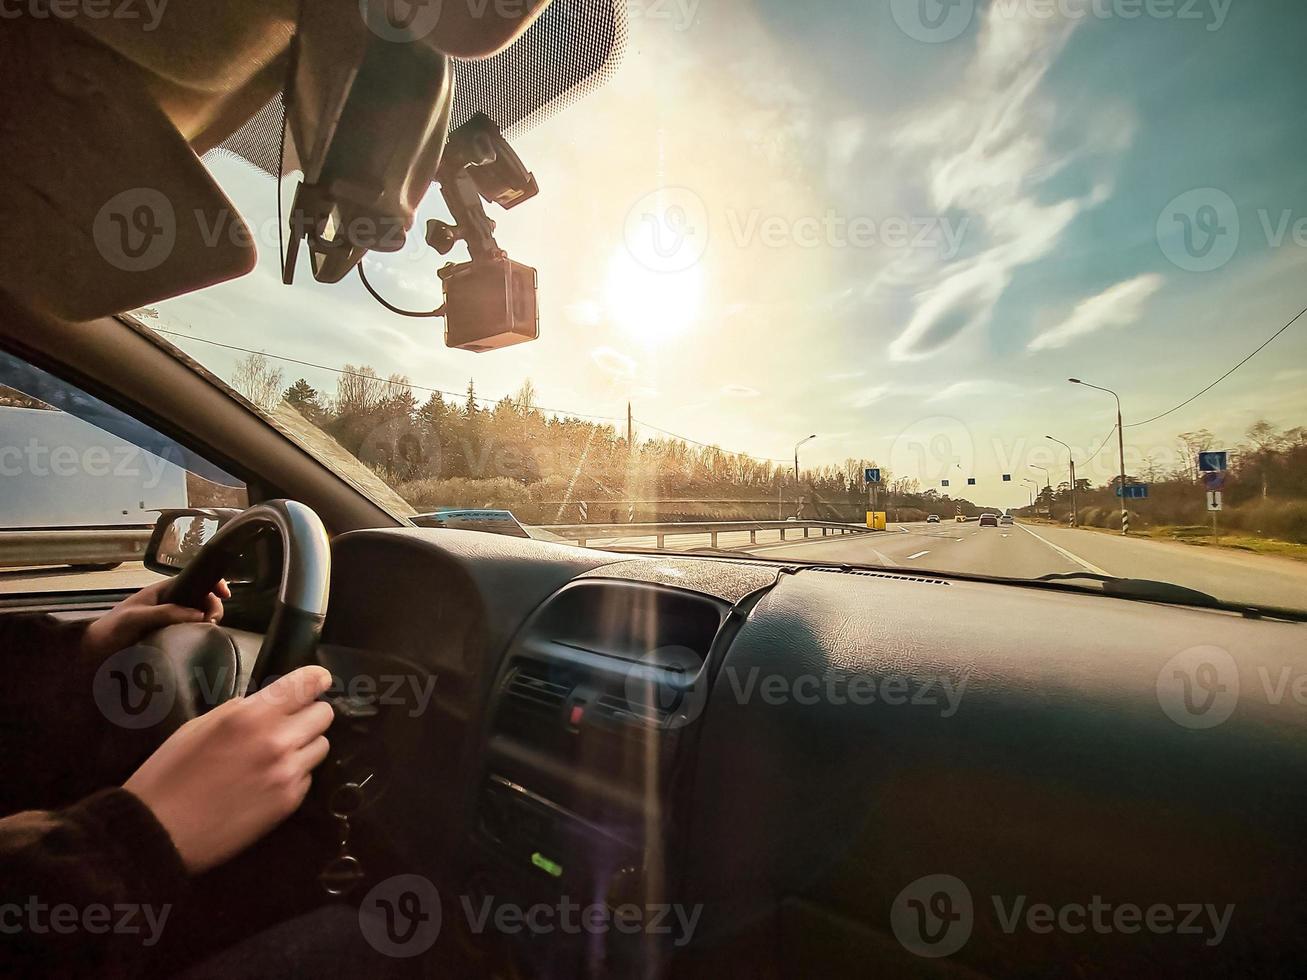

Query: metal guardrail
[
  {"left": 0, "top": 527, "right": 152, "bottom": 570},
  {"left": 537, "top": 520, "right": 873, "bottom": 549}
]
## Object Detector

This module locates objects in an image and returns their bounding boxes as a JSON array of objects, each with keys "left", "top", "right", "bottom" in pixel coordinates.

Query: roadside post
[
  {"left": 1200, "top": 451, "right": 1228, "bottom": 543},
  {"left": 864, "top": 467, "right": 884, "bottom": 530}
]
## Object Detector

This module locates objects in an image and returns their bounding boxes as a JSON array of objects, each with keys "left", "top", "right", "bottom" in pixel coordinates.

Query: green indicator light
[{"left": 531, "top": 851, "right": 563, "bottom": 878}]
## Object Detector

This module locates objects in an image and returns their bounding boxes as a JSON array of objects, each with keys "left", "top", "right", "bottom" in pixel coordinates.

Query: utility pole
[
  {"left": 1070, "top": 379, "right": 1129, "bottom": 534},
  {"left": 1047, "top": 436, "right": 1078, "bottom": 528}
]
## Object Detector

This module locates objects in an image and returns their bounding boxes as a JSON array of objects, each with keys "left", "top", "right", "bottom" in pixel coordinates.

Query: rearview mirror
[{"left": 144, "top": 508, "right": 240, "bottom": 575}]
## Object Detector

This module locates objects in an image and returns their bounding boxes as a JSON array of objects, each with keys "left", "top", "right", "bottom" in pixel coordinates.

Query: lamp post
[
  {"left": 1030, "top": 464, "right": 1051, "bottom": 519},
  {"left": 1023, "top": 477, "right": 1038, "bottom": 511},
  {"left": 1069, "top": 379, "right": 1129, "bottom": 534},
  {"left": 1046, "top": 435, "right": 1077, "bottom": 527},
  {"left": 794, "top": 434, "right": 816, "bottom": 482}
]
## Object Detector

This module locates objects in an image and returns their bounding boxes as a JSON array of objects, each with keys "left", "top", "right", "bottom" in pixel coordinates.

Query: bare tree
[
  {"left": 336, "top": 364, "right": 384, "bottom": 417},
  {"left": 231, "top": 353, "right": 285, "bottom": 410}
]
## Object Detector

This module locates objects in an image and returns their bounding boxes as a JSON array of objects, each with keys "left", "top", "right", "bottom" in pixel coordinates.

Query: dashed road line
[{"left": 906, "top": 550, "right": 930, "bottom": 560}]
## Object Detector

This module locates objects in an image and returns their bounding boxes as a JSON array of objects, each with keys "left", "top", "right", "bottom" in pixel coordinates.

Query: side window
[{"left": 0, "top": 350, "right": 247, "bottom": 594}]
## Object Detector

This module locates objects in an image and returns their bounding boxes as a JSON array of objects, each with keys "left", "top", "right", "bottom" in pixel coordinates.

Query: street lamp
[
  {"left": 1046, "top": 435, "right": 1078, "bottom": 527},
  {"left": 1030, "top": 464, "right": 1051, "bottom": 520},
  {"left": 794, "top": 434, "right": 816, "bottom": 482},
  {"left": 1069, "top": 378, "right": 1129, "bottom": 534},
  {"left": 1022, "top": 477, "right": 1038, "bottom": 510}
]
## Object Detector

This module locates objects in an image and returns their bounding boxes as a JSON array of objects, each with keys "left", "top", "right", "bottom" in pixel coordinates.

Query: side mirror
[{"left": 144, "top": 508, "right": 240, "bottom": 575}]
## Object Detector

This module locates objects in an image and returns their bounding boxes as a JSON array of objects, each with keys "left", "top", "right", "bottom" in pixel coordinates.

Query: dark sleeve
[
  {"left": 0, "top": 613, "right": 107, "bottom": 811},
  {"left": 0, "top": 788, "right": 190, "bottom": 979}
]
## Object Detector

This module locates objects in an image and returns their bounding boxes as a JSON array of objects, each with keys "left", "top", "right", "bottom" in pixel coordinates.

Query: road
[
  {"left": 576, "top": 521, "right": 1307, "bottom": 611},
  {"left": 5, "top": 524, "right": 1305, "bottom": 613}
]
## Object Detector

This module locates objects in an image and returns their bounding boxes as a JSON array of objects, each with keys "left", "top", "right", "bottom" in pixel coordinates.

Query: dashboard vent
[
  {"left": 591, "top": 692, "right": 670, "bottom": 729},
  {"left": 811, "top": 567, "right": 950, "bottom": 586},
  {"left": 504, "top": 662, "right": 573, "bottom": 712}
]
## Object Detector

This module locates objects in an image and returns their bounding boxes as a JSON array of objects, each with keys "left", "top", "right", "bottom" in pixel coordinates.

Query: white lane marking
[
  {"left": 906, "top": 550, "right": 930, "bottom": 560},
  {"left": 1017, "top": 523, "right": 1110, "bottom": 575}
]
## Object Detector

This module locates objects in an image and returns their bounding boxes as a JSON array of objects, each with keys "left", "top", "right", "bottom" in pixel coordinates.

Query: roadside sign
[
  {"left": 1207, "top": 490, "right": 1223, "bottom": 512},
  {"left": 864, "top": 467, "right": 881, "bottom": 484},
  {"left": 1002, "top": 474, "right": 1012, "bottom": 482},
  {"left": 1203, "top": 471, "right": 1226, "bottom": 491},
  {"left": 941, "top": 479, "right": 950, "bottom": 488},
  {"left": 1198, "top": 451, "right": 1228, "bottom": 472},
  {"left": 967, "top": 477, "right": 976, "bottom": 486},
  {"left": 1116, "top": 484, "right": 1149, "bottom": 500}
]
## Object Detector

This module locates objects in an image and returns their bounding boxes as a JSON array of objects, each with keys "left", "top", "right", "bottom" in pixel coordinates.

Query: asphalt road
[
  {"left": 5, "top": 524, "right": 1305, "bottom": 613},
  {"left": 745, "top": 521, "right": 1307, "bottom": 611}
]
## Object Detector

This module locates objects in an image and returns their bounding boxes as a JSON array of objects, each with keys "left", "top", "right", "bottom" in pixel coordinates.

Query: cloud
[
  {"left": 1027, "top": 274, "right": 1165, "bottom": 352},
  {"left": 590, "top": 347, "right": 637, "bottom": 380},
  {"left": 721, "top": 384, "right": 761, "bottom": 398},
  {"left": 927, "top": 379, "right": 1018, "bottom": 403},
  {"left": 848, "top": 385, "right": 891, "bottom": 408},
  {"left": 881, "top": 6, "right": 1136, "bottom": 361}
]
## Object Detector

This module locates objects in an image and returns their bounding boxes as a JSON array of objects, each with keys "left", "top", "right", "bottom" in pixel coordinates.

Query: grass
[{"left": 1076, "top": 522, "right": 1307, "bottom": 562}]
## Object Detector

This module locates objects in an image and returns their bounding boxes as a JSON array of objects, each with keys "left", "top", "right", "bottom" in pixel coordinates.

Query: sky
[{"left": 154, "top": 0, "right": 1307, "bottom": 511}]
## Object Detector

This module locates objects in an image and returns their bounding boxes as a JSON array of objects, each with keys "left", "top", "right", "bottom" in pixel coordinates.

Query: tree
[
  {"left": 231, "top": 353, "right": 284, "bottom": 409},
  {"left": 283, "top": 378, "right": 323, "bottom": 420}
]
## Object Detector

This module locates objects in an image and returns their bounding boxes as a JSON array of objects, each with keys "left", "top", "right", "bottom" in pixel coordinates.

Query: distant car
[
  {"left": 1000, "top": 514, "right": 1014, "bottom": 525},
  {"left": 979, "top": 513, "right": 999, "bottom": 527},
  {"left": 411, "top": 508, "right": 531, "bottom": 538},
  {"left": 926, "top": 514, "right": 940, "bottom": 524},
  {"left": 955, "top": 515, "right": 966, "bottom": 523}
]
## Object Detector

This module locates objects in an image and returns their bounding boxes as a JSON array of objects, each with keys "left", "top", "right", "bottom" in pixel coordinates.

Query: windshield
[{"left": 144, "top": 0, "right": 1307, "bottom": 614}]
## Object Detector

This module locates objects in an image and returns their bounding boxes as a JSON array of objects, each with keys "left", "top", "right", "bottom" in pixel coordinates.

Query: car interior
[{"left": 2, "top": 2, "right": 1306, "bottom": 978}]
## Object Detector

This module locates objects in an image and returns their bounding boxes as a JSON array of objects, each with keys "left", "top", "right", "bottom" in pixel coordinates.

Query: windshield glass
[{"left": 143, "top": 0, "right": 1307, "bottom": 613}]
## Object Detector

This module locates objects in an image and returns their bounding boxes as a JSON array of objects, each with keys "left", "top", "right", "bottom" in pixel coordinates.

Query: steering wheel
[{"left": 143, "top": 500, "right": 331, "bottom": 718}]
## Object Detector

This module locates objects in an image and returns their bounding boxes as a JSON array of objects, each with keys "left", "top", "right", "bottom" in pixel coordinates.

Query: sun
[{"left": 603, "top": 248, "right": 704, "bottom": 347}]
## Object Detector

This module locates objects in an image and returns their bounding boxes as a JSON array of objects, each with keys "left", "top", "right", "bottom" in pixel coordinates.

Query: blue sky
[{"left": 156, "top": 0, "right": 1307, "bottom": 509}]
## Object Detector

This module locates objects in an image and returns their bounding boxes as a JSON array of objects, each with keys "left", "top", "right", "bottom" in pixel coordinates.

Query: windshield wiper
[{"left": 1034, "top": 572, "right": 1264, "bottom": 615}]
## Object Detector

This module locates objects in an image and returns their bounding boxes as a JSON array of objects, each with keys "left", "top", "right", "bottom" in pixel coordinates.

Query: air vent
[
  {"left": 504, "top": 662, "right": 573, "bottom": 712},
  {"left": 592, "top": 693, "right": 670, "bottom": 728},
  {"left": 811, "top": 567, "right": 950, "bottom": 586}
]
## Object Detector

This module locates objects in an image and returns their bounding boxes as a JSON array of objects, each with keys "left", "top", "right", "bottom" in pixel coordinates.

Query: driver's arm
[{"left": 0, "top": 587, "right": 334, "bottom": 977}]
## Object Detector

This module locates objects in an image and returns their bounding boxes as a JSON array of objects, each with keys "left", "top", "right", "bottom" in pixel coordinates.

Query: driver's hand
[
  {"left": 82, "top": 578, "right": 230, "bottom": 660},
  {"left": 124, "top": 666, "right": 335, "bottom": 874}
]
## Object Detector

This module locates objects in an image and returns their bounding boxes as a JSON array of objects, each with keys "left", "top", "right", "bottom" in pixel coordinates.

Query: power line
[
  {"left": 152, "top": 327, "right": 789, "bottom": 464},
  {"left": 1082, "top": 422, "right": 1119, "bottom": 465},
  {"left": 1125, "top": 303, "right": 1307, "bottom": 428}
]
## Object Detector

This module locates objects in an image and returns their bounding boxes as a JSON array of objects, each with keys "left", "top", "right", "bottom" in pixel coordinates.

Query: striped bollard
[
  {"left": 1122, "top": 509, "right": 1129, "bottom": 535},
  {"left": 579, "top": 500, "right": 588, "bottom": 523}
]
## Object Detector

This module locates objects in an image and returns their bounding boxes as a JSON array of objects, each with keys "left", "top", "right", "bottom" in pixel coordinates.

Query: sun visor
[{"left": 0, "top": 19, "right": 256, "bottom": 323}]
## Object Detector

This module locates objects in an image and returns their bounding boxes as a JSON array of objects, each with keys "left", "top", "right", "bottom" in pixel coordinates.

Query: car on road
[
  {"left": 1001, "top": 514, "right": 1015, "bottom": 526},
  {"left": 979, "top": 513, "right": 1000, "bottom": 527},
  {"left": 926, "top": 514, "right": 941, "bottom": 524},
  {"left": 955, "top": 515, "right": 967, "bottom": 523}
]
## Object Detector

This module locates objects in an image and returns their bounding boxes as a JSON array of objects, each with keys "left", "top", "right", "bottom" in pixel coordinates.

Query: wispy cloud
[
  {"left": 881, "top": 6, "right": 1135, "bottom": 362},
  {"left": 1027, "top": 274, "right": 1165, "bottom": 352},
  {"left": 721, "top": 384, "right": 761, "bottom": 398}
]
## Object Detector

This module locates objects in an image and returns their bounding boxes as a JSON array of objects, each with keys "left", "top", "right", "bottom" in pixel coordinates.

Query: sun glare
[{"left": 603, "top": 248, "right": 704, "bottom": 346}]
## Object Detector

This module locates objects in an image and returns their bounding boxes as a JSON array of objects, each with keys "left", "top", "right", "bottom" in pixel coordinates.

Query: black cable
[
  {"left": 1126, "top": 303, "right": 1307, "bottom": 428},
  {"left": 356, "top": 263, "right": 445, "bottom": 319}
]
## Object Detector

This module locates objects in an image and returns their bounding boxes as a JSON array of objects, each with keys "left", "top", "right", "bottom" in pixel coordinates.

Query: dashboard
[{"left": 320, "top": 527, "right": 1307, "bottom": 978}]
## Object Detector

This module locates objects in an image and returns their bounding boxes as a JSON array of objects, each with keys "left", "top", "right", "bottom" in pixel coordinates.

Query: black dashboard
[{"left": 321, "top": 527, "right": 1307, "bottom": 979}]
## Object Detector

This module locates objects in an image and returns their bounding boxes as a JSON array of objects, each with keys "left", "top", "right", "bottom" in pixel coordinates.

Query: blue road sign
[
  {"left": 1198, "top": 451, "right": 1228, "bottom": 472},
  {"left": 967, "top": 477, "right": 976, "bottom": 486},
  {"left": 941, "top": 480, "right": 950, "bottom": 488},
  {"left": 864, "top": 468, "right": 881, "bottom": 484},
  {"left": 1203, "top": 471, "right": 1226, "bottom": 491},
  {"left": 1002, "top": 474, "right": 1012, "bottom": 482},
  {"left": 1116, "top": 484, "right": 1149, "bottom": 500}
]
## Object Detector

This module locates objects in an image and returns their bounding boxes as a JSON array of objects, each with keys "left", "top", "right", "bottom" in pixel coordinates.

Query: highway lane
[{"left": 0, "top": 562, "right": 161, "bottom": 595}]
